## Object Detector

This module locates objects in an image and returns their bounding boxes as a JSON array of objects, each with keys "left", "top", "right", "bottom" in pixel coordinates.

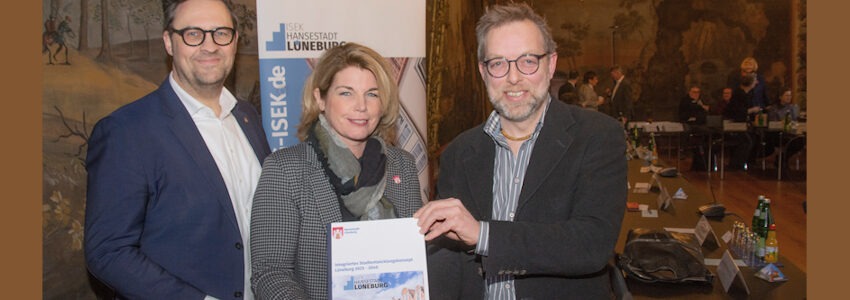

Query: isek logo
[{"left": 265, "top": 23, "right": 287, "bottom": 51}]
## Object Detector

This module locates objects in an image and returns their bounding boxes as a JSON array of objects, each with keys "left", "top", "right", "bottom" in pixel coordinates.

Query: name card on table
[
  {"left": 694, "top": 215, "right": 720, "bottom": 248},
  {"left": 718, "top": 250, "right": 751, "bottom": 295},
  {"left": 656, "top": 187, "right": 672, "bottom": 211},
  {"left": 648, "top": 173, "right": 659, "bottom": 189},
  {"left": 328, "top": 218, "right": 429, "bottom": 300},
  {"left": 631, "top": 174, "right": 655, "bottom": 193},
  {"left": 655, "top": 175, "right": 672, "bottom": 211}
]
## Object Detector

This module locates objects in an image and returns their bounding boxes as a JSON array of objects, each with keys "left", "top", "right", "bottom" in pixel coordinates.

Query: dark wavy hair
[{"left": 163, "top": 0, "right": 238, "bottom": 31}]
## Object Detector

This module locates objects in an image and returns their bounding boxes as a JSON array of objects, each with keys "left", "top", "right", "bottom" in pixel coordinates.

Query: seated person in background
[
  {"left": 250, "top": 43, "right": 423, "bottom": 299},
  {"left": 578, "top": 71, "right": 604, "bottom": 110},
  {"left": 558, "top": 70, "right": 580, "bottom": 105},
  {"left": 768, "top": 87, "right": 801, "bottom": 122},
  {"left": 678, "top": 85, "right": 709, "bottom": 125},
  {"left": 711, "top": 87, "right": 733, "bottom": 116},
  {"left": 722, "top": 74, "right": 757, "bottom": 170},
  {"left": 766, "top": 87, "right": 805, "bottom": 174},
  {"left": 678, "top": 85, "right": 710, "bottom": 171}
]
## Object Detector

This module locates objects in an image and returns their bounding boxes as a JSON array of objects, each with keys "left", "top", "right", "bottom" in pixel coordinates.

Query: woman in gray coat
[{"left": 250, "top": 43, "right": 422, "bottom": 299}]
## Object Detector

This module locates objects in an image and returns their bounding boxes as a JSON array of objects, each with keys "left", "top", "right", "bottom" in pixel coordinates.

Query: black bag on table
[{"left": 617, "top": 228, "right": 714, "bottom": 284}]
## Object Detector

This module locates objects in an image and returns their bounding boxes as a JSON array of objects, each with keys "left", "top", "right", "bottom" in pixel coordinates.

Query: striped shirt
[{"left": 475, "top": 99, "right": 549, "bottom": 299}]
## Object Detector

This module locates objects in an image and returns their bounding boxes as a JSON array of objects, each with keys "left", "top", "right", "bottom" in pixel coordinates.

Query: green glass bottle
[
  {"left": 632, "top": 126, "right": 640, "bottom": 149},
  {"left": 752, "top": 195, "right": 765, "bottom": 232},
  {"left": 757, "top": 198, "right": 774, "bottom": 263},
  {"left": 762, "top": 198, "right": 773, "bottom": 233},
  {"left": 649, "top": 132, "right": 658, "bottom": 165}
]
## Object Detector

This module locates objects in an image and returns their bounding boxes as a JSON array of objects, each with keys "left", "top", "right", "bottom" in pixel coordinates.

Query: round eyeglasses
[
  {"left": 482, "top": 53, "right": 549, "bottom": 78},
  {"left": 169, "top": 27, "right": 236, "bottom": 47}
]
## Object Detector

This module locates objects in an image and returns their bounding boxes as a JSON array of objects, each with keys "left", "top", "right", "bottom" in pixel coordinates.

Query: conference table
[
  {"left": 616, "top": 158, "right": 807, "bottom": 299},
  {"left": 759, "top": 122, "right": 807, "bottom": 180},
  {"left": 715, "top": 120, "right": 806, "bottom": 181}
]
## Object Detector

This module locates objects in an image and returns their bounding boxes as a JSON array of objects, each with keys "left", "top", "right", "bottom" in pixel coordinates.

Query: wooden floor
[{"left": 663, "top": 152, "right": 807, "bottom": 273}]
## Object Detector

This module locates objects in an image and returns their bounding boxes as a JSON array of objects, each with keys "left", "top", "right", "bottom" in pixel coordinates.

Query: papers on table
[
  {"left": 723, "top": 121, "right": 748, "bottom": 132},
  {"left": 628, "top": 121, "right": 685, "bottom": 132},
  {"left": 633, "top": 182, "right": 651, "bottom": 194}
]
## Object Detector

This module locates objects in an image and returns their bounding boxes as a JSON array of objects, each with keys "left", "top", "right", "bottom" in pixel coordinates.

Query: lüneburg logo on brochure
[{"left": 332, "top": 226, "right": 344, "bottom": 239}]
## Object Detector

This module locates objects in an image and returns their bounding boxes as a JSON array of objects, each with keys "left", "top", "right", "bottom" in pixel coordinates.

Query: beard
[
  {"left": 190, "top": 67, "right": 229, "bottom": 87},
  {"left": 190, "top": 56, "right": 231, "bottom": 86},
  {"left": 489, "top": 88, "right": 548, "bottom": 122}
]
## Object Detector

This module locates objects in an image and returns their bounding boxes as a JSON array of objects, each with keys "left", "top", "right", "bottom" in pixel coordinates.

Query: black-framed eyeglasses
[
  {"left": 169, "top": 27, "right": 236, "bottom": 47},
  {"left": 482, "top": 53, "right": 549, "bottom": 78}
]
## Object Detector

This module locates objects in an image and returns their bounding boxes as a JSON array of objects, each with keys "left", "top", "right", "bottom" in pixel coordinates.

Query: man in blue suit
[{"left": 84, "top": 0, "right": 270, "bottom": 299}]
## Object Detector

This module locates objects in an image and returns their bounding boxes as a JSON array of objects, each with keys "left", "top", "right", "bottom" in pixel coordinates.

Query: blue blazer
[{"left": 84, "top": 79, "right": 271, "bottom": 299}]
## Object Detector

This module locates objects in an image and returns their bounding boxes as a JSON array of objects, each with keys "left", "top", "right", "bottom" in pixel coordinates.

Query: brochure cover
[{"left": 328, "top": 218, "right": 429, "bottom": 300}]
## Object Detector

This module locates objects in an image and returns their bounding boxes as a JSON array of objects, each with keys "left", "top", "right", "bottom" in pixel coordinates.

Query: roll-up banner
[{"left": 257, "top": 1, "right": 429, "bottom": 200}]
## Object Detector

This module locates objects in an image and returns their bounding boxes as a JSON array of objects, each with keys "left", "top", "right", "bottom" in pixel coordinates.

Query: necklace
[{"left": 500, "top": 128, "right": 532, "bottom": 141}]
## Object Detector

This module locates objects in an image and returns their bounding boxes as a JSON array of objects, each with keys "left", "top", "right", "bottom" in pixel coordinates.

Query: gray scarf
[{"left": 314, "top": 115, "right": 396, "bottom": 220}]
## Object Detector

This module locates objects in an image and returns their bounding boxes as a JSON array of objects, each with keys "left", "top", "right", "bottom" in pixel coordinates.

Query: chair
[
  {"left": 677, "top": 124, "right": 713, "bottom": 174},
  {"left": 702, "top": 115, "right": 724, "bottom": 172},
  {"left": 608, "top": 260, "right": 633, "bottom": 300},
  {"left": 778, "top": 133, "right": 806, "bottom": 180},
  {"left": 714, "top": 120, "right": 755, "bottom": 179},
  {"left": 705, "top": 115, "right": 722, "bottom": 129}
]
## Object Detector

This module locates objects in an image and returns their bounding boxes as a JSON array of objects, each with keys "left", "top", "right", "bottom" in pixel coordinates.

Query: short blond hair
[
  {"left": 296, "top": 42, "right": 399, "bottom": 144},
  {"left": 740, "top": 57, "right": 758, "bottom": 72}
]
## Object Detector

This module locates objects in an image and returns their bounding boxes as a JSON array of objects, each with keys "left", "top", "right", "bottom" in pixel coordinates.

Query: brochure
[{"left": 328, "top": 218, "right": 429, "bottom": 300}]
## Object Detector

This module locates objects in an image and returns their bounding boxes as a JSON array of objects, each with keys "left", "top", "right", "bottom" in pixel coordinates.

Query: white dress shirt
[{"left": 611, "top": 75, "right": 624, "bottom": 100}]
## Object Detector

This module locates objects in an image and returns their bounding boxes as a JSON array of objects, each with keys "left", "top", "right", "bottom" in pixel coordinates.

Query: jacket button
[
  {"left": 235, "top": 242, "right": 243, "bottom": 250},
  {"left": 234, "top": 291, "right": 243, "bottom": 297}
]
